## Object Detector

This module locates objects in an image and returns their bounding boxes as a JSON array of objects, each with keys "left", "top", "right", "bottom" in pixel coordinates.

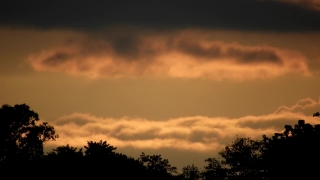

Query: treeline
[{"left": 1, "top": 104, "right": 320, "bottom": 179}]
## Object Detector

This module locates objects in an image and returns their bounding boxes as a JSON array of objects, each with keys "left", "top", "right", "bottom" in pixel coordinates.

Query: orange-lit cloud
[
  {"left": 27, "top": 29, "right": 310, "bottom": 81},
  {"left": 45, "top": 97, "right": 320, "bottom": 152}
]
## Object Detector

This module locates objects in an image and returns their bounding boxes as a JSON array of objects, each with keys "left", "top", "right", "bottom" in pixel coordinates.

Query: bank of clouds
[{"left": 46, "top": 97, "right": 320, "bottom": 151}]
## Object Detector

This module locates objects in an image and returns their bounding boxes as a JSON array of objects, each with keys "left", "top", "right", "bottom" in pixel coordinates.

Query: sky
[{"left": 1, "top": 0, "right": 320, "bottom": 170}]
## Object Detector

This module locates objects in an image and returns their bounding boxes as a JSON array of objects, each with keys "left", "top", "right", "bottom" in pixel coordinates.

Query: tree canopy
[{"left": 0, "top": 104, "right": 57, "bottom": 166}]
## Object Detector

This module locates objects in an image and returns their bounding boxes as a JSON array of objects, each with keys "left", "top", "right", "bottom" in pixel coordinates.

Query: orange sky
[{"left": 1, "top": 0, "right": 320, "bottom": 170}]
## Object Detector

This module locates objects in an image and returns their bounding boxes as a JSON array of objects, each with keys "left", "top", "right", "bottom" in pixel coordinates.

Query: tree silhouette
[
  {"left": 46, "top": 144, "right": 83, "bottom": 161},
  {"left": 43, "top": 144, "right": 84, "bottom": 177},
  {"left": 202, "top": 114, "right": 320, "bottom": 180},
  {"left": 313, "top": 112, "right": 320, "bottom": 117},
  {"left": 139, "top": 152, "right": 178, "bottom": 179},
  {"left": 262, "top": 119, "right": 320, "bottom": 179},
  {"left": 0, "top": 104, "right": 57, "bottom": 167},
  {"left": 82, "top": 140, "right": 117, "bottom": 175},
  {"left": 139, "top": 152, "right": 178, "bottom": 174},
  {"left": 218, "top": 137, "right": 264, "bottom": 179},
  {"left": 182, "top": 164, "right": 201, "bottom": 180},
  {"left": 201, "top": 158, "right": 226, "bottom": 180},
  {"left": 81, "top": 140, "right": 146, "bottom": 179},
  {"left": 84, "top": 140, "right": 117, "bottom": 158}
]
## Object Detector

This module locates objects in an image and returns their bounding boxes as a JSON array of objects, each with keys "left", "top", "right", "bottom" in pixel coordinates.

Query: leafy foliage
[
  {"left": 139, "top": 152, "right": 178, "bottom": 174},
  {"left": 0, "top": 104, "right": 57, "bottom": 166},
  {"left": 46, "top": 144, "right": 83, "bottom": 160},
  {"left": 202, "top": 158, "right": 226, "bottom": 180},
  {"left": 261, "top": 119, "right": 320, "bottom": 179},
  {"left": 182, "top": 164, "right": 201, "bottom": 180},
  {"left": 84, "top": 140, "right": 117, "bottom": 158},
  {"left": 219, "top": 137, "right": 264, "bottom": 179}
]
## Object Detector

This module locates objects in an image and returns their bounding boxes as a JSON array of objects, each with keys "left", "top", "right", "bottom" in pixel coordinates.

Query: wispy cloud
[
  {"left": 45, "top": 97, "right": 320, "bottom": 151},
  {"left": 27, "top": 29, "right": 310, "bottom": 81}
]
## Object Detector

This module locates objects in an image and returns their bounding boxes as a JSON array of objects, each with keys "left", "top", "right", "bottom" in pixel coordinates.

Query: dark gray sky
[{"left": 1, "top": 0, "right": 320, "bottom": 31}]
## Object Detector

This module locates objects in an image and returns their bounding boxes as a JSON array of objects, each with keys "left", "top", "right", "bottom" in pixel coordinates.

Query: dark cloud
[
  {"left": 227, "top": 48, "right": 282, "bottom": 65},
  {"left": 41, "top": 52, "right": 73, "bottom": 66},
  {"left": 1, "top": 0, "right": 320, "bottom": 31},
  {"left": 27, "top": 30, "right": 310, "bottom": 80},
  {"left": 188, "top": 130, "right": 220, "bottom": 143},
  {"left": 114, "top": 128, "right": 162, "bottom": 141},
  {"left": 176, "top": 40, "right": 282, "bottom": 65},
  {"left": 177, "top": 40, "right": 222, "bottom": 59},
  {"left": 111, "top": 35, "right": 141, "bottom": 58}
]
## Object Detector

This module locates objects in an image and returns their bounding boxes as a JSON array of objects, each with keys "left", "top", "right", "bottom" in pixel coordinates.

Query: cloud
[
  {"left": 1, "top": 0, "right": 320, "bottom": 31},
  {"left": 27, "top": 29, "right": 310, "bottom": 81},
  {"left": 274, "top": 97, "right": 320, "bottom": 115},
  {"left": 45, "top": 97, "right": 320, "bottom": 152}
]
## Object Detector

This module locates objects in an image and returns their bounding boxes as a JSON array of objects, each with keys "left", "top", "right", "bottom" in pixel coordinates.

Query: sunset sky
[{"left": 1, "top": 0, "right": 320, "bottom": 170}]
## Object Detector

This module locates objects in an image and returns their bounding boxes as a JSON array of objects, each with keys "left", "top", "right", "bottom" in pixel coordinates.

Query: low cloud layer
[
  {"left": 45, "top": 97, "right": 320, "bottom": 152},
  {"left": 27, "top": 29, "right": 310, "bottom": 81}
]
